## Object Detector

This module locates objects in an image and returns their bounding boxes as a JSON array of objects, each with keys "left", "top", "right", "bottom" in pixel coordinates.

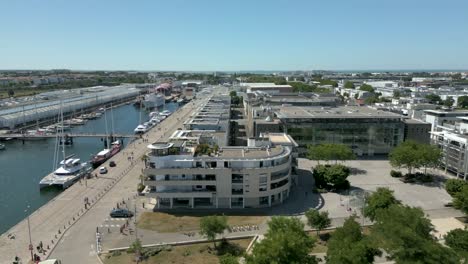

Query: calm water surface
[{"left": 0, "top": 103, "right": 178, "bottom": 234}]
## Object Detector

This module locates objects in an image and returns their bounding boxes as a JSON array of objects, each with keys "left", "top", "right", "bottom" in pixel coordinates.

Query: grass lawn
[
  {"left": 102, "top": 238, "right": 252, "bottom": 264},
  {"left": 137, "top": 212, "right": 267, "bottom": 233}
]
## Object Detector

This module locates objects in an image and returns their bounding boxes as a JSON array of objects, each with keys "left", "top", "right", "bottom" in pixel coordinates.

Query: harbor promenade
[{"left": 0, "top": 98, "right": 204, "bottom": 264}]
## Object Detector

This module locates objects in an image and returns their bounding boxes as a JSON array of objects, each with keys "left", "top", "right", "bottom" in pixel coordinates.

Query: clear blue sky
[{"left": 1, "top": 0, "right": 468, "bottom": 71}]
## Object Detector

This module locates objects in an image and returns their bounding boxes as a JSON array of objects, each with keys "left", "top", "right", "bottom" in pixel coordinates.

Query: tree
[
  {"left": 419, "top": 144, "right": 441, "bottom": 174},
  {"left": 363, "top": 188, "right": 400, "bottom": 221},
  {"left": 129, "top": 238, "right": 143, "bottom": 261},
  {"left": 371, "top": 204, "right": 459, "bottom": 263},
  {"left": 199, "top": 215, "right": 228, "bottom": 248},
  {"left": 458, "top": 95, "right": 468, "bottom": 108},
  {"left": 444, "top": 178, "right": 468, "bottom": 197},
  {"left": 8, "top": 89, "right": 14, "bottom": 97},
  {"left": 313, "top": 164, "right": 350, "bottom": 190},
  {"left": 307, "top": 143, "right": 355, "bottom": 164},
  {"left": 359, "top": 84, "right": 374, "bottom": 93},
  {"left": 393, "top": 90, "right": 401, "bottom": 98},
  {"left": 305, "top": 209, "right": 331, "bottom": 236},
  {"left": 445, "top": 228, "right": 468, "bottom": 258},
  {"left": 344, "top": 81, "right": 355, "bottom": 89},
  {"left": 229, "top": 91, "right": 237, "bottom": 97},
  {"left": 389, "top": 140, "right": 433, "bottom": 175},
  {"left": 247, "top": 217, "right": 317, "bottom": 264},
  {"left": 453, "top": 185, "right": 468, "bottom": 215},
  {"left": 327, "top": 217, "right": 380, "bottom": 264},
  {"left": 425, "top": 93, "right": 442, "bottom": 104},
  {"left": 443, "top": 96, "right": 455, "bottom": 107},
  {"left": 219, "top": 254, "right": 239, "bottom": 264}
]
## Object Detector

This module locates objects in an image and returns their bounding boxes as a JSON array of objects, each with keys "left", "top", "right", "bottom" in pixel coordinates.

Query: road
[{"left": 0, "top": 96, "right": 206, "bottom": 264}]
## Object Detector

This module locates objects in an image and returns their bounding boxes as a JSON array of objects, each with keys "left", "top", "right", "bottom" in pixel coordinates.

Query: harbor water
[{"left": 0, "top": 102, "right": 179, "bottom": 234}]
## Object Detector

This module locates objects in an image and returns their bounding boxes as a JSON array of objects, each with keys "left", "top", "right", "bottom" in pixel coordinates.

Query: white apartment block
[{"left": 142, "top": 131, "right": 297, "bottom": 209}]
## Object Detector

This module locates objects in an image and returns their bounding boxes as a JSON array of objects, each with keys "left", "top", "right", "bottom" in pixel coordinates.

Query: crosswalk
[{"left": 100, "top": 218, "right": 128, "bottom": 228}]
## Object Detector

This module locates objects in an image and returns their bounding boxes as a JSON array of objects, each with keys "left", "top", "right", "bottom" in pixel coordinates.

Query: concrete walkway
[{"left": 0, "top": 100, "right": 201, "bottom": 264}]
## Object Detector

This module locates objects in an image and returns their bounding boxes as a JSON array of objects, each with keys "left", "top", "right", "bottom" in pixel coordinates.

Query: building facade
[{"left": 143, "top": 132, "right": 296, "bottom": 208}]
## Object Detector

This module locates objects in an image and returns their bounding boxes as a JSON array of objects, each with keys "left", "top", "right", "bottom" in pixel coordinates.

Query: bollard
[
  {"left": 51, "top": 240, "right": 54, "bottom": 244},
  {"left": 73, "top": 217, "right": 75, "bottom": 221}
]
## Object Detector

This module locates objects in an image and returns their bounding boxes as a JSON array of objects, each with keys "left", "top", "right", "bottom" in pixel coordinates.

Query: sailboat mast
[{"left": 104, "top": 105, "right": 109, "bottom": 147}]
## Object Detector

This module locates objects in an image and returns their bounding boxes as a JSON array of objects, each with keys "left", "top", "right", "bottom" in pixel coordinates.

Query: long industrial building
[{"left": 0, "top": 85, "right": 140, "bottom": 129}]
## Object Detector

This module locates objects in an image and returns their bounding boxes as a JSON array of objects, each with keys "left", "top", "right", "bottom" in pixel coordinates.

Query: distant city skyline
[{"left": 1, "top": 0, "right": 468, "bottom": 71}]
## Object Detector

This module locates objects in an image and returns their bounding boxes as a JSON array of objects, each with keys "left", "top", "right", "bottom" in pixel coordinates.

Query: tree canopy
[
  {"left": 326, "top": 217, "right": 380, "bottom": 264},
  {"left": 425, "top": 94, "right": 442, "bottom": 104},
  {"left": 445, "top": 179, "right": 468, "bottom": 197},
  {"left": 443, "top": 96, "right": 455, "bottom": 107},
  {"left": 359, "top": 84, "right": 374, "bottom": 93},
  {"left": 371, "top": 204, "right": 459, "bottom": 263},
  {"left": 444, "top": 228, "right": 468, "bottom": 258},
  {"left": 313, "top": 164, "right": 351, "bottom": 190},
  {"left": 363, "top": 187, "right": 400, "bottom": 221},
  {"left": 247, "top": 217, "right": 317, "bottom": 264},
  {"left": 344, "top": 81, "right": 355, "bottom": 89},
  {"left": 453, "top": 185, "right": 468, "bottom": 215},
  {"left": 458, "top": 95, "right": 468, "bottom": 108},
  {"left": 307, "top": 143, "right": 355, "bottom": 163},
  {"left": 199, "top": 215, "right": 228, "bottom": 248},
  {"left": 389, "top": 140, "right": 441, "bottom": 174},
  {"left": 305, "top": 209, "right": 331, "bottom": 236}
]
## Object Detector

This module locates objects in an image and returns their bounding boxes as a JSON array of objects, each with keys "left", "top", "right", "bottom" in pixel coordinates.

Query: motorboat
[
  {"left": 134, "top": 124, "right": 148, "bottom": 134},
  {"left": 143, "top": 93, "right": 165, "bottom": 109},
  {"left": 0, "top": 143, "right": 5, "bottom": 150},
  {"left": 90, "top": 141, "right": 122, "bottom": 168},
  {"left": 39, "top": 155, "right": 91, "bottom": 189}
]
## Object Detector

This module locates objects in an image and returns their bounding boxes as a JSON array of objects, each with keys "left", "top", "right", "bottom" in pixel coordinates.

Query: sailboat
[
  {"left": 39, "top": 102, "right": 91, "bottom": 189},
  {"left": 90, "top": 104, "right": 122, "bottom": 168}
]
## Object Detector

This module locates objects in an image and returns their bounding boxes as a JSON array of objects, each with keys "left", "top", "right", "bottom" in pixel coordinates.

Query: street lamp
[{"left": 24, "top": 205, "right": 33, "bottom": 261}]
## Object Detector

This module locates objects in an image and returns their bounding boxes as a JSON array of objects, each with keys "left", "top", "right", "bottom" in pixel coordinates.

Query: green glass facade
[{"left": 282, "top": 118, "right": 404, "bottom": 156}]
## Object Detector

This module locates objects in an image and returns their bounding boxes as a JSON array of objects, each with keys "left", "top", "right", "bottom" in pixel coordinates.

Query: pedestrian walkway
[{"left": 0, "top": 100, "right": 199, "bottom": 264}]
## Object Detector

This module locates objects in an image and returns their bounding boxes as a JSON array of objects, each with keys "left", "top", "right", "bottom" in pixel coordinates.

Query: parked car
[
  {"left": 99, "top": 166, "right": 108, "bottom": 174},
  {"left": 110, "top": 208, "right": 134, "bottom": 218},
  {"left": 109, "top": 161, "right": 116, "bottom": 167}
]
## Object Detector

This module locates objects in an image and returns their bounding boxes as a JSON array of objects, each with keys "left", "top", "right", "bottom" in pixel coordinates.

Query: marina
[{"left": 0, "top": 102, "right": 179, "bottom": 234}]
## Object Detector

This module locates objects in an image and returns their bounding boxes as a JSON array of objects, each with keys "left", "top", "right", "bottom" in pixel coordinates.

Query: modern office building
[
  {"left": 246, "top": 100, "right": 406, "bottom": 156},
  {"left": 143, "top": 131, "right": 297, "bottom": 208}
]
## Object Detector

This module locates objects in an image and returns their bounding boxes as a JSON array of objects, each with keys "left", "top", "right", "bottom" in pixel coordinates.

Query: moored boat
[
  {"left": 39, "top": 155, "right": 91, "bottom": 189},
  {"left": 90, "top": 141, "right": 122, "bottom": 168}
]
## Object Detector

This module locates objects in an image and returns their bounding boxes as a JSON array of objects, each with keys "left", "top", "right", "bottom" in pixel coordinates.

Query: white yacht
[
  {"left": 143, "top": 93, "right": 165, "bottom": 109},
  {"left": 134, "top": 124, "right": 148, "bottom": 134},
  {"left": 39, "top": 156, "right": 90, "bottom": 189}
]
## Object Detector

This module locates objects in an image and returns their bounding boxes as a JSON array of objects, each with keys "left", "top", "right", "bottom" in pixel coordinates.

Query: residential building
[{"left": 142, "top": 130, "right": 297, "bottom": 208}]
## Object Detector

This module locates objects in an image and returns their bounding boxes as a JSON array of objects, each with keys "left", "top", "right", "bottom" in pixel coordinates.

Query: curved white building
[{"left": 143, "top": 132, "right": 296, "bottom": 209}]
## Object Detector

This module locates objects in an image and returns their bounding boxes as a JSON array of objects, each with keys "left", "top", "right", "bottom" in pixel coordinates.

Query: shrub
[
  {"left": 390, "top": 170, "right": 403, "bottom": 178},
  {"left": 445, "top": 179, "right": 468, "bottom": 197}
]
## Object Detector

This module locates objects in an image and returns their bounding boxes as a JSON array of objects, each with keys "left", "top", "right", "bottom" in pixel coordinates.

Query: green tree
[
  {"left": 453, "top": 185, "right": 468, "bottom": 214},
  {"left": 359, "top": 84, "right": 374, "bottom": 93},
  {"left": 219, "top": 254, "right": 239, "bottom": 264},
  {"left": 199, "top": 215, "right": 228, "bottom": 248},
  {"left": 305, "top": 209, "right": 331, "bottom": 236},
  {"left": 458, "top": 96, "right": 468, "bottom": 108},
  {"left": 443, "top": 96, "right": 455, "bottom": 107},
  {"left": 425, "top": 93, "right": 442, "bottom": 104},
  {"left": 129, "top": 238, "right": 143, "bottom": 261},
  {"left": 393, "top": 90, "right": 401, "bottom": 98},
  {"left": 313, "top": 164, "right": 351, "bottom": 190},
  {"left": 419, "top": 144, "right": 441, "bottom": 174},
  {"left": 327, "top": 217, "right": 380, "bottom": 264},
  {"left": 307, "top": 143, "right": 355, "bottom": 164},
  {"left": 444, "top": 178, "right": 468, "bottom": 197},
  {"left": 389, "top": 140, "right": 431, "bottom": 175},
  {"left": 229, "top": 91, "right": 237, "bottom": 97},
  {"left": 344, "top": 81, "right": 355, "bottom": 89},
  {"left": 363, "top": 188, "right": 400, "bottom": 221},
  {"left": 445, "top": 228, "right": 468, "bottom": 258},
  {"left": 247, "top": 217, "right": 317, "bottom": 264},
  {"left": 371, "top": 204, "right": 459, "bottom": 263},
  {"left": 8, "top": 89, "right": 14, "bottom": 97}
]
